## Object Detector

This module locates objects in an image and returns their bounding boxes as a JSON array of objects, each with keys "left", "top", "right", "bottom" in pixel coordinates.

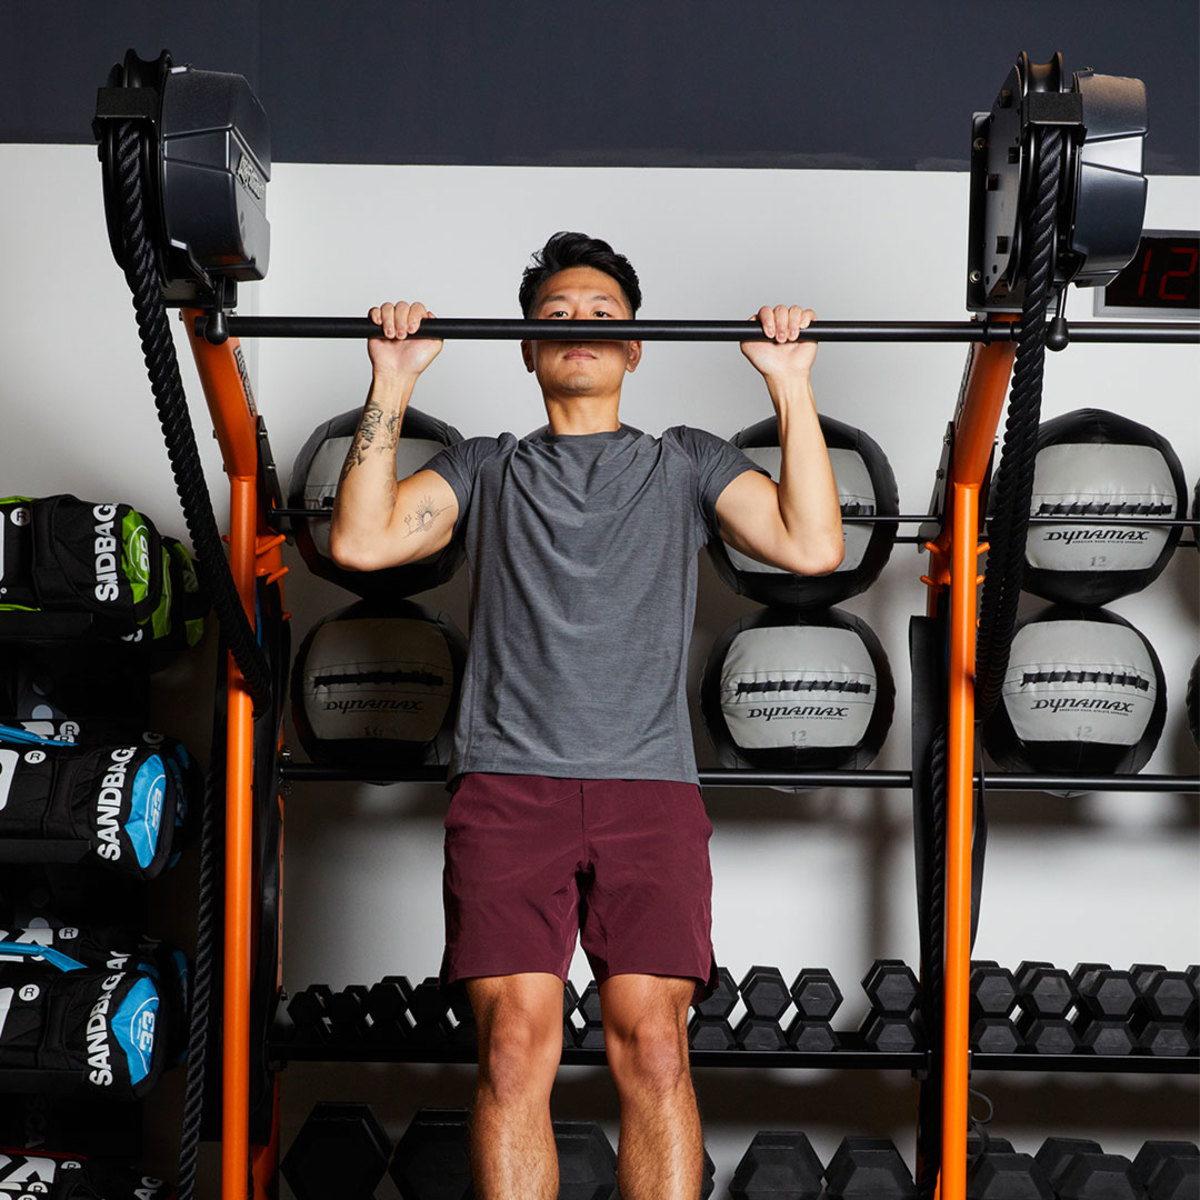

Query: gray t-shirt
[{"left": 425, "top": 423, "right": 761, "bottom": 784}]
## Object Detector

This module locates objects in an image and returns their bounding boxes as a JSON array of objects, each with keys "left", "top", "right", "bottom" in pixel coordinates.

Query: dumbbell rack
[{"left": 178, "top": 301, "right": 1200, "bottom": 1200}]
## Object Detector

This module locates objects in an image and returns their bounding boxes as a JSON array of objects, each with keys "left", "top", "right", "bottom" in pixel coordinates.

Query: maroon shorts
[{"left": 441, "top": 774, "right": 717, "bottom": 1002}]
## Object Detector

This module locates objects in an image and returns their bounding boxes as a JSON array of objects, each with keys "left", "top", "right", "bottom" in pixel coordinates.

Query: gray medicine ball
[
  {"left": 707, "top": 414, "right": 899, "bottom": 609},
  {"left": 982, "top": 605, "right": 1167, "bottom": 782},
  {"left": 288, "top": 405, "right": 466, "bottom": 598},
  {"left": 291, "top": 598, "right": 467, "bottom": 769},
  {"left": 1010, "top": 408, "right": 1187, "bottom": 606},
  {"left": 700, "top": 606, "right": 895, "bottom": 774}
]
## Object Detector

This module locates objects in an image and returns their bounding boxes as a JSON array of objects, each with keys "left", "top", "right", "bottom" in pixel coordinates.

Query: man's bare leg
[
  {"left": 466, "top": 973, "right": 565, "bottom": 1200},
  {"left": 601, "top": 974, "right": 703, "bottom": 1200}
]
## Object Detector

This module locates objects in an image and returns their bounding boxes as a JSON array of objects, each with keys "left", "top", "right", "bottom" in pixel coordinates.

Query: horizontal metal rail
[
  {"left": 200, "top": 315, "right": 1200, "bottom": 344},
  {"left": 279, "top": 763, "right": 1199, "bottom": 793}
]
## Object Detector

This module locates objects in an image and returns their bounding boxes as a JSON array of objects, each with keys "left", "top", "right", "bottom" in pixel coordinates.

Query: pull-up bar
[{"left": 194, "top": 315, "right": 1199, "bottom": 345}]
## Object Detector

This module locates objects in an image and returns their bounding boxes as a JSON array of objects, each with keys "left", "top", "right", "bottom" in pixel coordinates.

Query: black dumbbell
[
  {"left": 1014, "top": 965, "right": 1080, "bottom": 1054},
  {"left": 281, "top": 1101, "right": 392, "bottom": 1200},
  {"left": 787, "top": 968, "right": 842, "bottom": 1052},
  {"left": 1131, "top": 968, "right": 1199, "bottom": 1054},
  {"left": 287, "top": 984, "right": 334, "bottom": 1043},
  {"left": 552, "top": 1119, "right": 618, "bottom": 1200},
  {"left": 1037, "top": 1139, "right": 1143, "bottom": 1200},
  {"left": 970, "top": 964, "right": 1020, "bottom": 1055},
  {"left": 731, "top": 1129, "right": 824, "bottom": 1199},
  {"left": 1016, "top": 961, "right": 1075, "bottom": 1019},
  {"left": 689, "top": 966, "right": 738, "bottom": 1051},
  {"left": 825, "top": 1135, "right": 918, "bottom": 1198},
  {"left": 446, "top": 985, "right": 478, "bottom": 1050},
  {"left": 967, "top": 1149, "right": 1054, "bottom": 1200},
  {"left": 562, "top": 979, "right": 580, "bottom": 1049},
  {"left": 735, "top": 965, "right": 791, "bottom": 1051},
  {"left": 391, "top": 1111, "right": 618, "bottom": 1200},
  {"left": 576, "top": 980, "right": 605, "bottom": 1049},
  {"left": 1133, "top": 1141, "right": 1199, "bottom": 1200},
  {"left": 326, "top": 984, "right": 373, "bottom": 1041},
  {"left": 390, "top": 1107, "right": 473, "bottom": 1199},
  {"left": 365, "top": 975, "right": 414, "bottom": 1043},
  {"left": 860, "top": 960, "right": 922, "bottom": 1053},
  {"left": 407, "top": 976, "right": 453, "bottom": 1046}
]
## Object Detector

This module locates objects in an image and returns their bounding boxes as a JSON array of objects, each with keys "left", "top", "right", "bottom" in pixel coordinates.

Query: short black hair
[{"left": 518, "top": 231, "right": 642, "bottom": 318}]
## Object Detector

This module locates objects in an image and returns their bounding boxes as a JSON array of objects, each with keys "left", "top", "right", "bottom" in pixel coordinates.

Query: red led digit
[
  {"left": 1158, "top": 245, "right": 1198, "bottom": 302},
  {"left": 1137, "top": 248, "right": 1153, "bottom": 298}
]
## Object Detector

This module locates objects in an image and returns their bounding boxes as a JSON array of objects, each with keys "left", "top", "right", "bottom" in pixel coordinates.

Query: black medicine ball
[
  {"left": 707, "top": 414, "right": 899, "bottom": 609},
  {"left": 1009, "top": 408, "right": 1187, "bottom": 606},
  {"left": 982, "top": 604, "right": 1167, "bottom": 782},
  {"left": 288, "top": 405, "right": 466, "bottom": 598},
  {"left": 700, "top": 606, "right": 895, "bottom": 774},
  {"left": 291, "top": 598, "right": 467, "bottom": 768}
]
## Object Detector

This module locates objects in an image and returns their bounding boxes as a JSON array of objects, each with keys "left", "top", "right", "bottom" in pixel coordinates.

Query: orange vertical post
[
  {"left": 923, "top": 326, "right": 1016, "bottom": 1200},
  {"left": 182, "top": 311, "right": 268, "bottom": 1200}
]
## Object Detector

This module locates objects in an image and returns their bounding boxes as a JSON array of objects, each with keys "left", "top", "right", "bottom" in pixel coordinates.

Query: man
[{"left": 330, "top": 232, "right": 843, "bottom": 1200}]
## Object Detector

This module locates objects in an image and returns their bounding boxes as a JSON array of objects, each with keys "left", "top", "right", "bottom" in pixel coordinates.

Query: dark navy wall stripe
[{"left": 3, "top": 0, "right": 1196, "bottom": 173}]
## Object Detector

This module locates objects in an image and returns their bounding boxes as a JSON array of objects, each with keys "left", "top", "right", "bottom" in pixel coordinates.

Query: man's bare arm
[
  {"left": 716, "top": 305, "right": 844, "bottom": 575},
  {"left": 329, "top": 301, "right": 458, "bottom": 571}
]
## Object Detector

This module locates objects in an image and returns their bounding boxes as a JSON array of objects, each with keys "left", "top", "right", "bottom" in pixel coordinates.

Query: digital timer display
[{"left": 1095, "top": 231, "right": 1199, "bottom": 318}]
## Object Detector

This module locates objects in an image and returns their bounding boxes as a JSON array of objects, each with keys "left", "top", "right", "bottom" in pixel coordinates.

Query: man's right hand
[{"left": 367, "top": 300, "right": 444, "bottom": 378}]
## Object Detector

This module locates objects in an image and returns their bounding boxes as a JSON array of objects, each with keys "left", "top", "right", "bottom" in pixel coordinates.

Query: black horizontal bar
[
  {"left": 204, "top": 315, "right": 1200, "bottom": 344},
  {"left": 279, "top": 763, "right": 1198, "bottom": 793},
  {"left": 268, "top": 1035, "right": 927, "bottom": 1072},
  {"left": 972, "top": 1051, "right": 1198, "bottom": 1076}
]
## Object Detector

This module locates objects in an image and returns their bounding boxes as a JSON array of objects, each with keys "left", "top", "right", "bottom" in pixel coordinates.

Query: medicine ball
[
  {"left": 288, "top": 405, "right": 466, "bottom": 597},
  {"left": 1009, "top": 408, "right": 1187, "bottom": 606},
  {"left": 700, "top": 607, "right": 895, "bottom": 773},
  {"left": 981, "top": 605, "right": 1167, "bottom": 780},
  {"left": 707, "top": 415, "right": 899, "bottom": 609},
  {"left": 291, "top": 599, "right": 467, "bottom": 768}
]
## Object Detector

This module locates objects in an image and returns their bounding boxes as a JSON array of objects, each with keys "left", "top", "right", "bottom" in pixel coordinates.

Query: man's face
[{"left": 521, "top": 266, "right": 641, "bottom": 396}]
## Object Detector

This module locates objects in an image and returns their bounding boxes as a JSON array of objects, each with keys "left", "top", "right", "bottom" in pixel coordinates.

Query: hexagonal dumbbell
[
  {"left": 787, "top": 967, "right": 843, "bottom": 1052},
  {"left": 730, "top": 1129, "right": 825, "bottom": 1199},
  {"left": 824, "top": 1134, "right": 918, "bottom": 1198},
  {"left": 1015, "top": 963, "right": 1080, "bottom": 1055},
  {"left": 860, "top": 959, "right": 922, "bottom": 1053},
  {"left": 1036, "top": 1139, "right": 1144, "bottom": 1200},
  {"left": 552, "top": 1119, "right": 618, "bottom": 1200},
  {"left": 967, "top": 1149, "right": 1054, "bottom": 1200},
  {"left": 735, "top": 965, "right": 792, "bottom": 1051},
  {"left": 575, "top": 980, "right": 605, "bottom": 1049},
  {"left": 365, "top": 975, "right": 414, "bottom": 1044},
  {"left": 1130, "top": 967, "right": 1199, "bottom": 1056},
  {"left": 390, "top": 1107, "right": 473, "bottom": 1199},
  {"left": 1133, "top": 1140, "right": 1200, "bottom": 1200},
  {"left": 969, "top": 962, "right": 1021, "bottom": 1055},
  {"left": 281, "top": 1101, "right": 392, "bottom": 1200},
  {"left": 688, "top": 965, "right": 739, "bottom": 1051}
]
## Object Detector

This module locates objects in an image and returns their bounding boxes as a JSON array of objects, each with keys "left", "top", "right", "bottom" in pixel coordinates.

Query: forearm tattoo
[{"left": 339, "top": 401, "right": 400, "bottom": 483}]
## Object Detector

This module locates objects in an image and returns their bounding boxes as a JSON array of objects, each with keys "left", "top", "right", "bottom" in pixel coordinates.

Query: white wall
[{"left": 1, "top": 145, "right": 1196, "bottom": 1192}]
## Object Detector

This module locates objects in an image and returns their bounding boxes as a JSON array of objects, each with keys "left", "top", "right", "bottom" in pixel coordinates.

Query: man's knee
[
  {"left": 601, "top": 977, "right": 693, "bottom": 1097},
  {"left": 469, "top": 976, "right": 564, "bottom": 1101}
]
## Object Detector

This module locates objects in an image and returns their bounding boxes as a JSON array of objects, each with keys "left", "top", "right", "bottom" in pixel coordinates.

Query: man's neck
[{"left": 543, "top": 395, "right": 623, "bottom": 436}]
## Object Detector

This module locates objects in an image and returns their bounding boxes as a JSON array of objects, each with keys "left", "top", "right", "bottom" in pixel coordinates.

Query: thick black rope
[
  {"left": 112, "top": 121, "right": 272, "bottom": 707},
  {"left": 916, "top": 722, "right": 948, "bottom": 1200},
  {"left": 974, "top": 127, "right": 1064, "bottom": 723},
  {"left": 175, "top": 758, "right": 222, "bottom": 1200}
]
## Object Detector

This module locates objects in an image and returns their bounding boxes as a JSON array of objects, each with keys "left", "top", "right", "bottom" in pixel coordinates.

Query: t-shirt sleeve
[
  {"left": 422, "top": 435, "right": 506, "bottom": 529},
  {"left": 668, "top": 425, "right": 768, "bottom": 539}
]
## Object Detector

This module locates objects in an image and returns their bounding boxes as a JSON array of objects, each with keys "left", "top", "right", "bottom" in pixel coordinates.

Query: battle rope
[
  {"left": 915, "top": 721, "right": 948, "bottom": 1200},
  {"left": 974, "top": 127, "right": 1065, "bottom": 723},
  {"left": 174, "top": 753, "right": 222, "bottom": 1200},
  {"left": 111, "top": 120, "right": 272, "bottom": 707}
]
